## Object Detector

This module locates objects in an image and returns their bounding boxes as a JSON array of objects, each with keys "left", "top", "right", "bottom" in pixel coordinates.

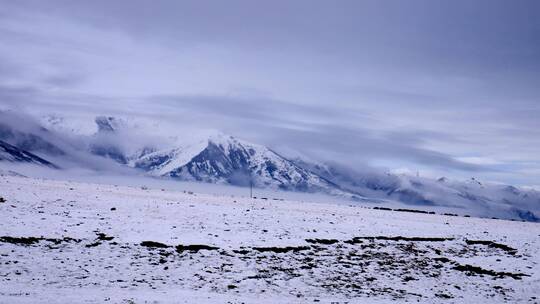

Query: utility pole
[{"left": 250, "top": 177, "right": 253, "bottom": 199}]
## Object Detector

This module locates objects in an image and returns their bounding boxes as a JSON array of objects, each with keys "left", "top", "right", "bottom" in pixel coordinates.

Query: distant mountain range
[
  {"left": 0, "top": 111, "right": 538, "bottom": 222},
  {"left": 294, "top": 159, "right": 539, "bottom": 222}
]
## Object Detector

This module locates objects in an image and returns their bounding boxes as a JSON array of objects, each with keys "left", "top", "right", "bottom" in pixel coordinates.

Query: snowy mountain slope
[
  {"left": 0, "top": 175, "right": 538, "bottom": 303},
  {"left": 38, "top": 114, "right": 351, "bottom": 195},
  {"left": 0, "top": 140, "right": 57, "bottom": 168},
  {"left": 294, "top": 159, "right": 540, "bottom": 221},
  {"left": 136, "top": 133, "right": 350, "bottom": 195},
  {"left": 88, "top": 116, "right": 132, "bottom": 164},
  {"left": 0, "top": 112, "right": 139, "bottom": 171},
  {"left": 0, "top": 114, "right": 66, "bottom": 157},
  {"left": 94, "top": 116, "right": 125, "bottom": 133},
  {"left": 41, "top": 114, "right": 98, "bottom": 136},
  {"left": 83, "top": 116, "right": 170, "bottom": 166},
  {"left": 39, "top": 114, "right": 349, "bottom": 196},
  {"left": 41, "top": 114, "right": 159, "bottom": 164},
  {"left": 133, "top": 137, "right": 209, "bottom": 175}
]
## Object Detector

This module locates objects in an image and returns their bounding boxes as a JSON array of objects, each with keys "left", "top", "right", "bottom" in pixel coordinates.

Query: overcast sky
[{"left": 0, "top": 0, "right": 539, "bottom": 186}]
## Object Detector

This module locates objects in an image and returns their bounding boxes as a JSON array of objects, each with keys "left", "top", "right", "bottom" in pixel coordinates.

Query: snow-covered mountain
[
  {"left": 294, "top": 159, "right": 540, "bottom": 221},
  {"left": 134, "top": 134, "right": 348, "bottom": 195},
  {"left": 0, "top": 140, "right": 57, "bottom": 168},
  {"left": 45, "top": 115, "right": 348, "bottom": 195},
  {"left": 0, "top": 119, "right": 65, "bottom": 157},
  {"left": 89, "top": 116, "right": 131, "bottom": 164},
  {"left": 41, "top": 113, "right": 352, "bottom": 196},
  {"left": 1, "top": 111, "right": 539, "bottom": 222},
  {"left": 0, "top": 111, "right": 136, "bottom": 171}
]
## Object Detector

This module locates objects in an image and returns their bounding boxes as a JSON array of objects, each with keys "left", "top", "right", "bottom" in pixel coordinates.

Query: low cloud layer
[{"left": 0, "top": 0, "right": 539, "bottom": 186}]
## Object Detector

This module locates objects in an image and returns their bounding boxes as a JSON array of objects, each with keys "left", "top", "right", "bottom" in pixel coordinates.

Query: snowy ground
[{"left": 0, "top": 175, "right": 539, "bottom": 303}]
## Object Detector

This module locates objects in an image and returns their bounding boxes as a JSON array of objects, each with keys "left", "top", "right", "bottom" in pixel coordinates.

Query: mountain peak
[{"left": 95, "top": 116, "right": 125, "bottom": 133}]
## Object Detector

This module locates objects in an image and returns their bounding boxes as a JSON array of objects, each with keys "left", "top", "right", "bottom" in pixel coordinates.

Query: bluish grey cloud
[{"left": 0, "top": 0, "right": 539, "bottom": 186}]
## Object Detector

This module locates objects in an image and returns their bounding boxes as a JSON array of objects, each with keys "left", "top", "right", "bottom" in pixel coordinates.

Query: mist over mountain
[
  {"left": 295, "top": 159, "right": 540, "bottom": 222},
  {"left": 1, "top": 2, "right": 539, "bottom": 302},
  {"left": 0, "top": 111, "right": 137, "bottom": 172},
  {"left": 0, "top": 109, "right": 538, "bottom": 222}
]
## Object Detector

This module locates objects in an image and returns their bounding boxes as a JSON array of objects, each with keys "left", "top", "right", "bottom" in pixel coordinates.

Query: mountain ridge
[
  {"left": 0, "top": 140, "right": 58, "bottom": 168},
  {"left": 0, "top": 111, "right": 538, "bottom": 222}
]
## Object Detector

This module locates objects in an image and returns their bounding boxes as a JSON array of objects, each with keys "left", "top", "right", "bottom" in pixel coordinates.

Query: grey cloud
[
  {"left": 0, "top": 0, "right": 538, "bottom": 185},
  {"left": 0, "top": 60, "right": 23, "bottom": 79},
  {"left": 147, "top": 94, "right": 373, "bottom": 127},
  {"left": 265, "top": 125, "right": 489, "bottom": 172},
  {"left": 147, "top": 94, "right": 487, "bottom": 172},
  {"left": 6, "top": 0, "right": 540, "bottom": 76},
  {"left": 0, "top": 84, "right": 40, "bottom": 106},
  {"left": 42, "top": 73, "right": 87, "bottom": 88}
]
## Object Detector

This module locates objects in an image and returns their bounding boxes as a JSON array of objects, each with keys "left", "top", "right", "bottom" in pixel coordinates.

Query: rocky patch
[
  {"left": 465, "top": 239, "right": 518, "bottom": 255},
  {"left": 1, "top": 233, "right": 529, "bottom": 301}
]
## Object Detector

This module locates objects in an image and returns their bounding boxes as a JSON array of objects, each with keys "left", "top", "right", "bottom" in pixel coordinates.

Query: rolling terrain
[{"left": 0, "top": 175, "right": 538, "bottom": 303}]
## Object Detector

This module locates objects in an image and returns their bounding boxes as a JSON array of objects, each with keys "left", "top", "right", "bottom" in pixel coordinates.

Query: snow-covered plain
[{"left": 0, "top": 175, "right": 539, "bottom": 303}]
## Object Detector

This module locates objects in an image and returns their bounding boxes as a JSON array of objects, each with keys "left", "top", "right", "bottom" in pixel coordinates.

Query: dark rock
[
  {"left": 305, "top": 238, "right": 339, "bottom": 245},
  {"left": 140, "top": 241, "right": 170, "bottom": 248},
  {"left": 452, "top": 264, "right": 529, "bottom": 280},
  {"left": 252, "top": 246, "right": 310, "bottom": 253},
  {"left": 0, "top": 236, "right": 41, "bottom": 245},
  {"left": 176, "top": 244, "right": 219, "bottom": 253},
  {"left": 465, "top": 240, "right": 517, "bottom": 255},
  {"left": 96, "top": 233, "right": 114, "bottom": 241}
]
